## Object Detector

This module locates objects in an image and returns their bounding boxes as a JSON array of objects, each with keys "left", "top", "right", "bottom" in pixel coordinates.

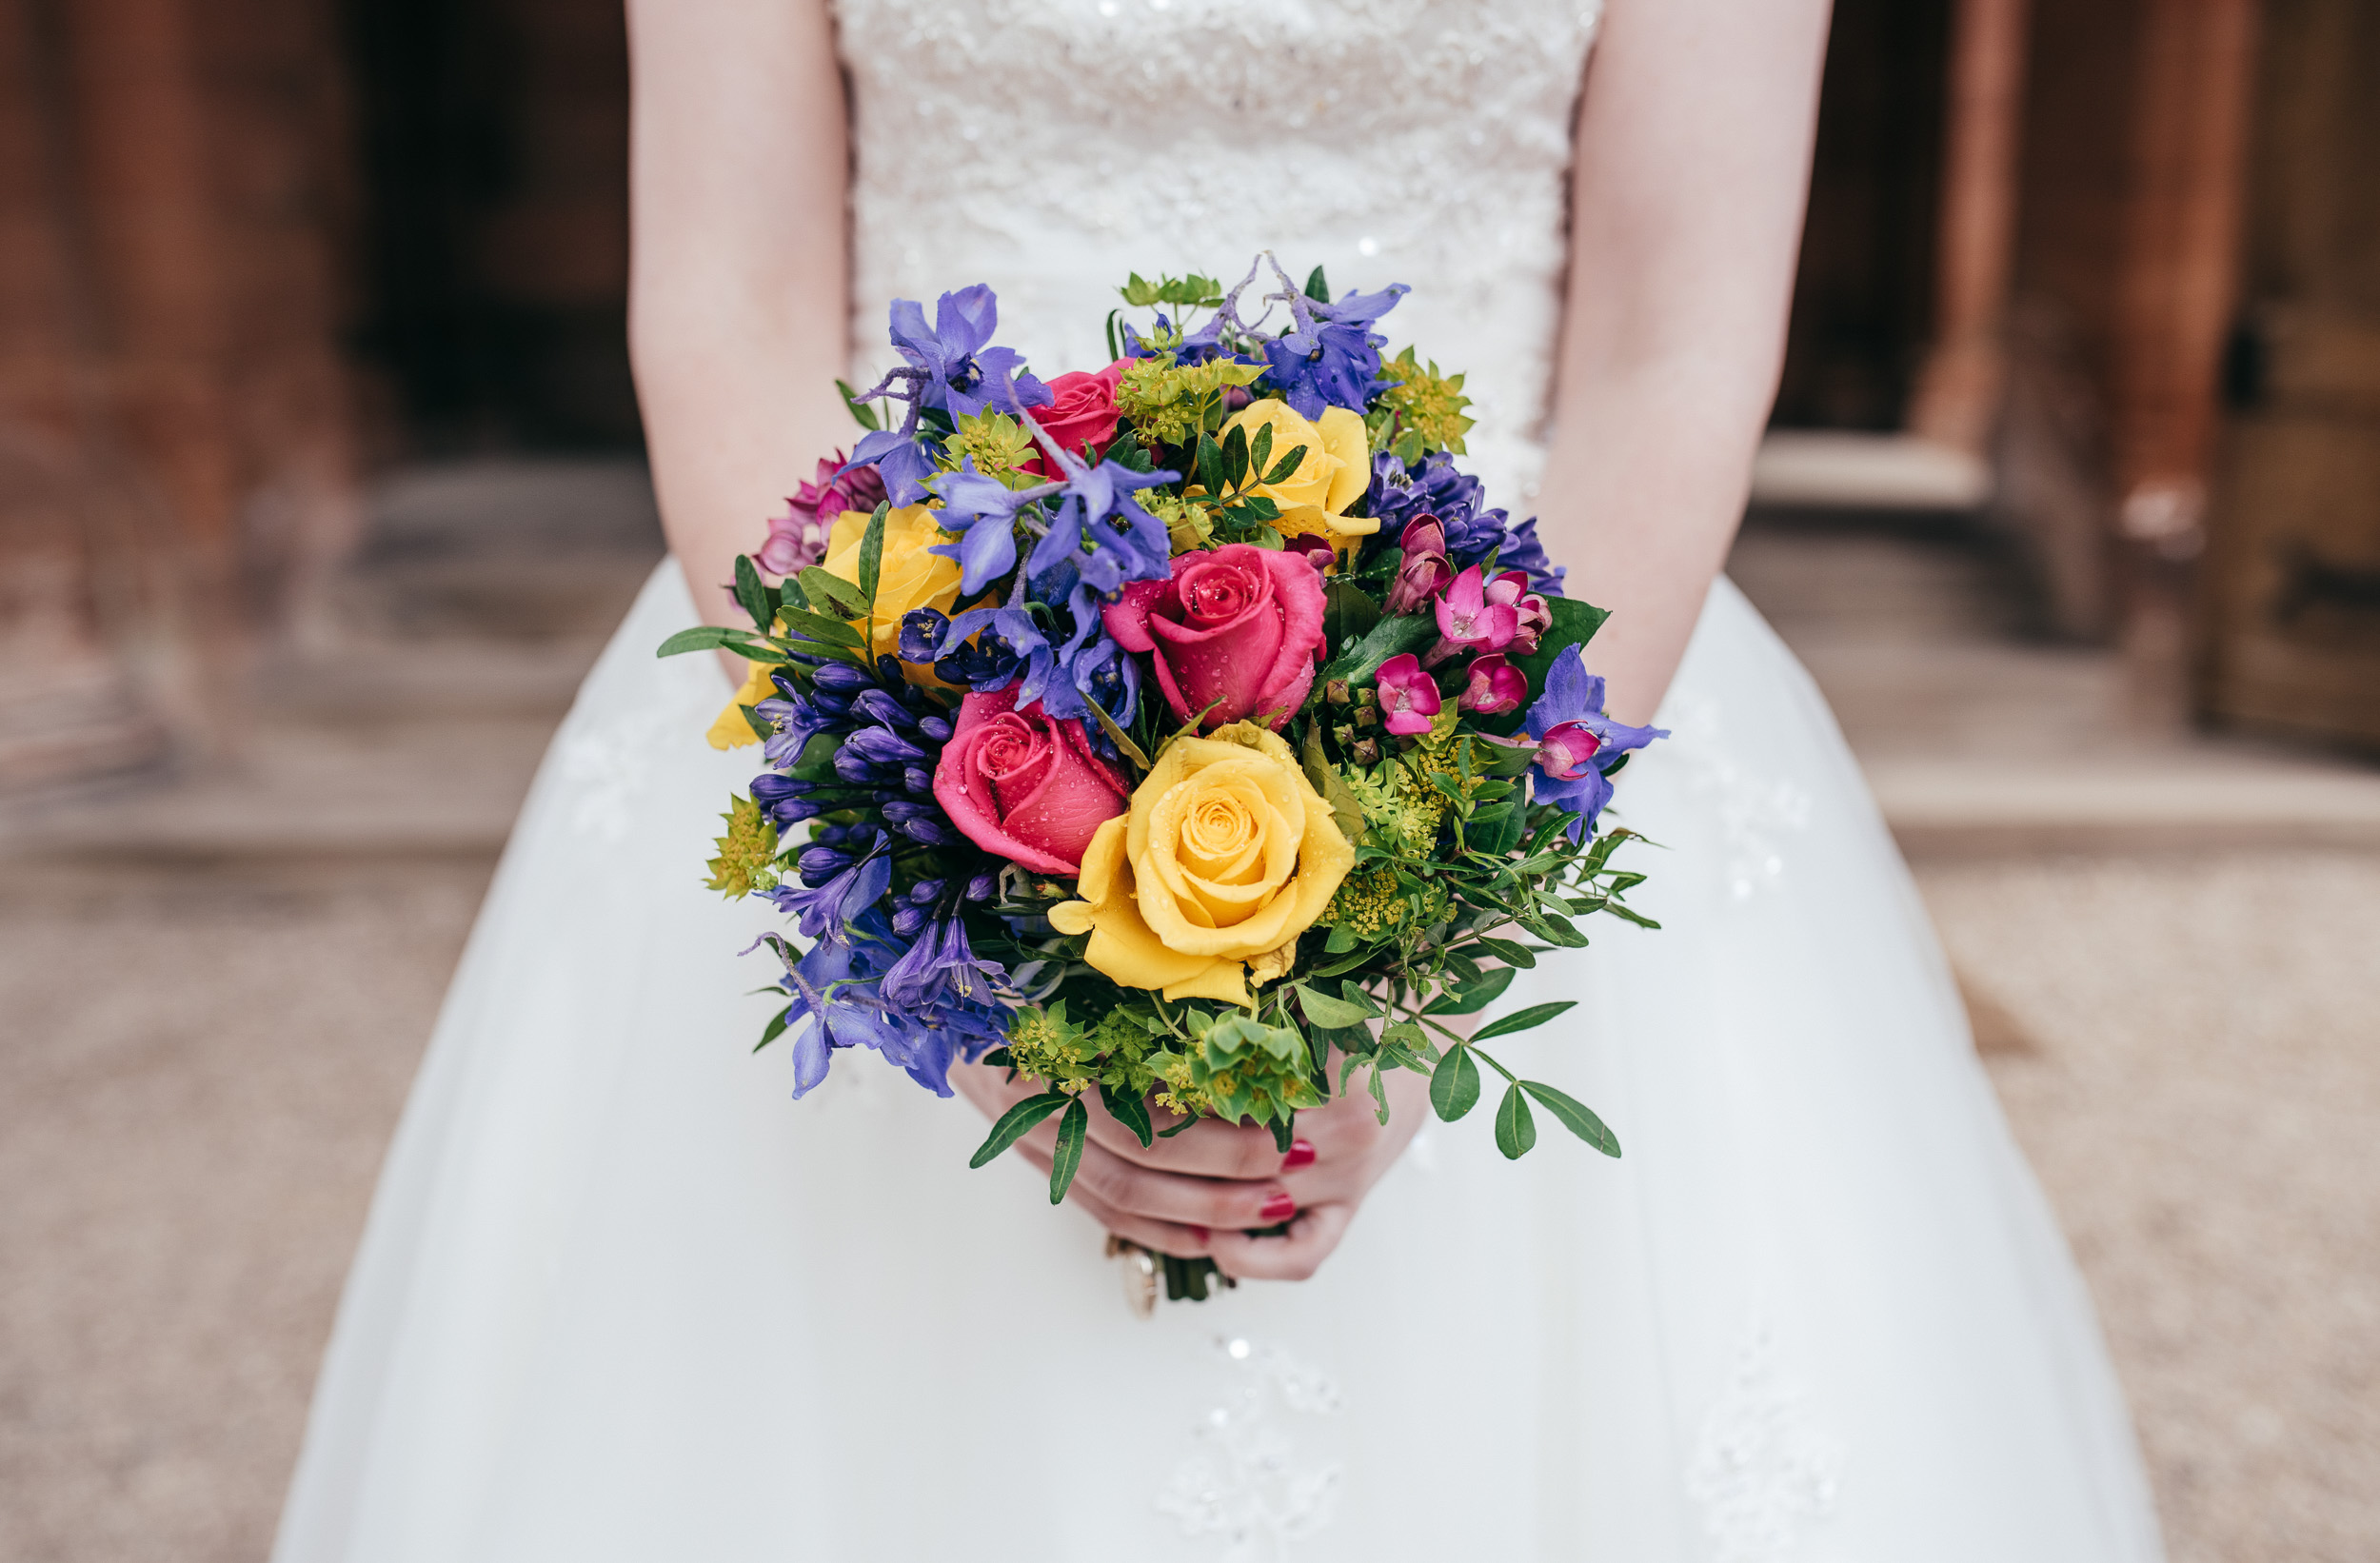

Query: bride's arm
[
  {"left": 1533, "top": 0, "right": 1835, "bottom": 725},
  {"left": 626, "top": 0, "right": 854, "bottom": 630}
]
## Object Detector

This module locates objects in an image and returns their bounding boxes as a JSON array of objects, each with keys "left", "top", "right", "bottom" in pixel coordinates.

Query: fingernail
[
  {"left": 1259, "top": 1191, "right": 1297, "bottom": 1222},
  {"left": 1282, "top": 1138, "right": 1317, "bottom": 1169},
  {"left": 1187, "top": 1224, "right": 1209, "bottom": 1244}
]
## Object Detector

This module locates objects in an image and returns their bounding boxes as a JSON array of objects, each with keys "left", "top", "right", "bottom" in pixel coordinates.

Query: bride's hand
[{"left": 949, "top": 1059, "right": 1433, "bottom": 1283}]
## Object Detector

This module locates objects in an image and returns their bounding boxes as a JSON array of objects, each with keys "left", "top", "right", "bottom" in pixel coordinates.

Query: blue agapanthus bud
[
  {"left": 853, "top": 688, "right": 916, "bottom": 729},
  {"left": 965, "top": 873, "right": 998, "bottom": 902},
  {"left": 812, "top": 662, "right": 873, "bottom": 692},
  {"left": 797, "top": 846, "right": 854, "bottom": 886},
  {"left": 907, "top": 879, "right": 946, "bottom": 905},
  {"left": 890, "top": 903, "right": 930, "bottom": 937},
  {"left": 847, "top": 726, "right": 926, "bottom": 766}
]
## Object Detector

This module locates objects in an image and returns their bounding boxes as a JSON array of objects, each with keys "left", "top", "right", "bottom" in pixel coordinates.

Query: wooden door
[{"left": 2208, "top": 0, "right": 2380, "bottom": 747}]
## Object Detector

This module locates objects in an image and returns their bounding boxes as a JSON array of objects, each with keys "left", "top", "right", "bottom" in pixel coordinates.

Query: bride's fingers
[
  {"left": 1027, "top": 1135, "right": 1299, "bottom": 1229},
  {"left": 1013, "top": 1144, "right": 1214, "bottom": 1258},
  {"left": 1208, "top": 1201, "right": 1355, "bottom": 1283},
  {"left": 1084, "top": 1106, "right": 1289, "bottom": 1180}
]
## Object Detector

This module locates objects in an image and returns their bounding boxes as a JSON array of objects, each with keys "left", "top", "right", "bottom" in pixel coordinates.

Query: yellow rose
[
  {"left": 823, "top": 504, "right": 963, "bottom": 678},
  {"left": 1221, "top": 400, "right": 1378, "bottom": 551},
  {"left": 1048, "top": 722, "right": 1355, "bottom": 1006}
]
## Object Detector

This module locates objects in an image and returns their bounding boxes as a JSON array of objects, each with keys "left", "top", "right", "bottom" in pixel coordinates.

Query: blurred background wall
[{"left": 7, "top": 0, "right": 2376, "bottom": 810}]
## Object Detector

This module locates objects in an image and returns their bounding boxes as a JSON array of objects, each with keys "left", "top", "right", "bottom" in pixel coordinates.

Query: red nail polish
[
  {"left": 1187, "top": 1224, "right": 1209, "bottom": 1244},
  {"left": 1282, "top": 1138, "right": 1317, "bottom": 1169},
  {"left": 1259, "top": 1192, "right": 1297, "bottom": 1222}
]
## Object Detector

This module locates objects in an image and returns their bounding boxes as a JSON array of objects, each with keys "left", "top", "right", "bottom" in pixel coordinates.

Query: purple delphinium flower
[
  {"left": 1261, "top": 282, "right": 1409, "bottom": 418},
  {"left": 1521, "top": 644, "right": 1667, "bottom": 840},
  {"left": 936, "top": 584, "right": 1141, "bottom": 727},
  {"left": 887, "top": 287, "right": 1053, "bottom": 418},
  {"left": 924, "top": 458, "right": 1034, "bottom": 594},
  {"left": 1023, "top": 455, "right": 1177, "bottom": 596},
  {"left": 846, "top": 286, "right": 1054, "bottom": 505}
]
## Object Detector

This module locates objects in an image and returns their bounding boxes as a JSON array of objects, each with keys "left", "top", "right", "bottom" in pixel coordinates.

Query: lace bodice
[{"left": 832, "top": 0, "right": 1602, "bottom": 505}]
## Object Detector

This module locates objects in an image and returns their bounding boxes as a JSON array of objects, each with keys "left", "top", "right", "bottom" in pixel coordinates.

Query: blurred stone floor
[{"left": 3, "top": 463, "right": 2378, "bottom": 1562}]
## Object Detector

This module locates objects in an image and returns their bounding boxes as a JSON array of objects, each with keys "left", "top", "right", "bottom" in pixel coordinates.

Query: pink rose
[
  {"left": 932, "top": 686, "right": 1130, "bottom": 877},
  {"left": 1025, "top": 361, "right": 1128, "bottom": 475},
  {"left": 1102, "top": 544, "right": 1328, "bottom": 731}
]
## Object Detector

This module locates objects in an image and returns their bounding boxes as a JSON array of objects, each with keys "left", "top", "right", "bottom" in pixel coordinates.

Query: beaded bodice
[{"left": 832, "top": 0, "right": 1602, "bottom": 504}]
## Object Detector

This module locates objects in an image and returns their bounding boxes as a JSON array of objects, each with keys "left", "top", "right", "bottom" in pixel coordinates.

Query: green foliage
[
  {"left": 704, "top": 794, "right": 780, "bottom": 899},
  {"left": 941, "top": 410, "right": 1045, "bottom": 486},
  {"left": 1371, "top": 346, "right": 1475, "bottom": 456}
]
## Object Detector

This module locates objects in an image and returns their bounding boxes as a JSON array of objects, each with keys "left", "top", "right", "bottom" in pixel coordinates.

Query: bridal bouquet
[{"left": 668, "top": 257, "right": 1663, "bottom": 1300}]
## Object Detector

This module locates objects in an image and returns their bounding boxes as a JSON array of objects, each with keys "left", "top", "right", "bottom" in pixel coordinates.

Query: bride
[{"left": 275, "top": 2, "right": 2166, "bottom": 1558}]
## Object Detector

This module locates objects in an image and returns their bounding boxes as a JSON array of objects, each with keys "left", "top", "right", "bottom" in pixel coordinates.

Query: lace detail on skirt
[
  {"left": 1155, "top": 1336, "right": 1345, "bottom": 1561},
  {"left": 1685, "top": 1322, "right": 1844, "bottom": 1563}
]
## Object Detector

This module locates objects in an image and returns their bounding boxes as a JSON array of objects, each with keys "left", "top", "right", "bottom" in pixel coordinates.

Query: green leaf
[
  {"left": 835, "top": 379, "right": 882, "bottom": 431},
  {"left": 1471, "top": 1000, "right": 1577, "bottom": 1041},
  {"left": 1103, "top": 430, "right": 1156, "bottom": 472},
  {"left": 967, "top": 1090, "right": 1070, "bottom": 1169},
  {"left": 1527, "top": 915, "right": 1591, "bottom": 948},
  {"left": 1295, "top": 983, "right": 1371, "bottom": 1030},
  {"left": 1322, "top": 578, "right": 1381, "bottom": 648},
  {"left": 1084, "top": 695, "right": 1153, "bottom": 772},
  {"left": 1298, "top": 722, "right": 1366, "bottom": 842},
  {"left": 1103, "top": 308, "right": 1121, "bottom": 364},
  {"left": 1049, "top": 1098, "right": 1089, "bottom": 1203},
  {"left": 1324, "top": 923, "right": 1360, "bottom": 955},
  {"left": 799, "top": 566, "right": 869, "bottom": 619},
  {"left": 1423, "top": 966, "right": 1517, "bottom": 1015},
  {"left": 1261, "top": 445, "right": 1308, "bottom": 485},
  {"left": 1469, "top": 798, "right": 1526, "bottom": 856},
  {"left": 856, "top": 502, "right": 890, "bottom": 609},
  {"left": 1100, "top": 1082, "right": 1155, "bottom": 1149},
  {"left": 1196, "top": 434, "right": 1226, "bottom": 498},
  {"left": 1494, "top": 1080, "right": 1537, "bottom": 1158},
  {"left": 775, "top": 607, "right": 868, "bottom": 650},
  {"left": 733, "top": 555, "right": 772, "bottom": 630},
  {"left": 753, "top": 1006, "right": 791, "bottom": 1054},
  {"left": 739, "top": 702, "right": 772, "bottom": 741},
  {"left": 1249, "top": 420, "right": 1274, "bottom": 479},
  {"left": 1338, "top": 979, "right": 1385, "bottom": 1018},
  {"left": 1430, "top": 1045, "right": 1481, "bottom": 1120},
  {"left": 1316, "top": 611, "right": 1439, "bottom": 690},
  {"left": 656, "top": 624, "right": 756, "bottom": 658},
  {"left": 1221, "top": 423, "right": 1250, "bottom": 489},
  {"left": 1519, "top": 1080, "right": 1621, "bottom": 1157},
  {"left": 1472, "top": 936, "right": 1537, "bottom": 969},
  {"left": 1304, "top": 265, "right": 1331, "bottom": 303}
]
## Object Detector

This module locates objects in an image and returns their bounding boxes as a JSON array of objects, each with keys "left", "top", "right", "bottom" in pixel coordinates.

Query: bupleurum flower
[
  {"left": 1375, "top": 346, "right": 1474, "bottom": 455},
  {"left": 704, "top": 794, "right": 781, "bottom": 898}
]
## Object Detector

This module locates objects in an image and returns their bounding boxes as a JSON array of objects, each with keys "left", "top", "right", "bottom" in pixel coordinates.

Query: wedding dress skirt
[
  {"left": 277, "top": 0, "right": 2162, "bottom": 1556},
  {"left": 274, "top": 565, "right": 2162, "bottom": 1563}
]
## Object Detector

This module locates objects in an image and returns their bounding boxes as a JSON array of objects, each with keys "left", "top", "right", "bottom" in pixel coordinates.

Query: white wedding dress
[{"left": 275, "top": 3, "right": 2166, "bottom": 1559}]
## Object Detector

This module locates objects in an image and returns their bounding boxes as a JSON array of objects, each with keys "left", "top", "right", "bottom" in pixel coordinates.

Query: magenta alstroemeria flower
[
  {"left": 1427, "top": 564, "right": 1519, "bottom": 664},
  {"left": 1532, "top": 720, "right": 1602, "bottom": 781},
  {"left": 1457, "top": 652, "right": 1528, "bottom": 715},
  {"left": 1482, "top": 569, "right": 1552, "bottom": 654},
  {"left": 1384, "top": 517, "right": 1457, "bottom": 615},
  {"left": 1374, "top": 652, "right": 1442, "bottom": 736}
]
